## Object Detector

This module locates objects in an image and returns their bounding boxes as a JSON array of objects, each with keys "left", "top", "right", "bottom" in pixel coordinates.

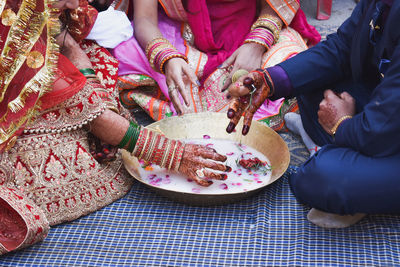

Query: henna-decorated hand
[
  {"left": 178, "top": 144, "right": 230, "bottom": 187},
  {"left": 318, "top": 90, "right": 356, "bottom": 134},
  {"left": 226, "top": 71, "right": 270, "bottom": 135}
]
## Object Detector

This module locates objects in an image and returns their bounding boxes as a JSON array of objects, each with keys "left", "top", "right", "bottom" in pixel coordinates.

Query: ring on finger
[
  {"left": 196, "top": 168, "right": 205, "bottom": 178},
  {"left": 249, "top": 84, "right": 257, "bottom": 94},
  {"left": 168, "top": 85, "right": 177, "bottom": 93}
]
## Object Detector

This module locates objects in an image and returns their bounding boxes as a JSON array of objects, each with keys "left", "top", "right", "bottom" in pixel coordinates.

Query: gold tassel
[{"left": 8, "top": 96, "right": 25, "bottom": 113}]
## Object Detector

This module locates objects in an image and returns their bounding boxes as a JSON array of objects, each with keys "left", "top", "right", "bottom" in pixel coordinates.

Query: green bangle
[
  {"left": 127, "top": 124, "right": 141, "bottom": 152},
  {"left": 79, "top": 68, "right": 96, "bottom": 77},
  {"left": 118, "top": 122, "right": 135, "bottom": 149}
]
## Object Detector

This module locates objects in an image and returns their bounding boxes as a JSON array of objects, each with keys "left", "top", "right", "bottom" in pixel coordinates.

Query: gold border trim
[{"left": 0, "top": 0, "right": 60, "bottom": 144}]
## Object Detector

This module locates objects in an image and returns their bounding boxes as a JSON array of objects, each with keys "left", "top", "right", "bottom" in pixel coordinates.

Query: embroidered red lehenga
[
  {"left": 112, "top": 0, "right": 320, "bottom": 130},
  {"left": 0, "top": 0, "right": 133, "bottom": 254}
]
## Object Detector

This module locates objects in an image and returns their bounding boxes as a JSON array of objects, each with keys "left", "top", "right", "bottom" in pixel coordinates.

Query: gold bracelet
[
  {"left": 251, "top": 15, "right": 282, "bottom": 43},
  {"left": 145, "top": 37, "right": 170, "bottom": 57},
  {"left": 160, "top": 139, "right": 171, "bottom": 168},
  {"left": 251, "top": 14, "right": 283, "bottom": 31},
  {"left": 149, "top": 43, "right": 171, "bottom": 69},
  {"left": 331, "top": 115, "right": 353, "bottom": 135},
  {"left": 138, "top": 129, "right": 151, "bottom": 159},
  {"left": 168, "top": 141, "right": 178, "bottom": 170},
  {"left": 144, "top": 134, "right": 157, "bottom": 162}
]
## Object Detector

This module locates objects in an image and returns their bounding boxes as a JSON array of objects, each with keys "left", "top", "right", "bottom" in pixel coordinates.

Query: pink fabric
[
  {"left": 112, "top": 0, "right": 320, "bottom": 117},
  {"left": 186, "top": 0, "right": 257, "bottom": 83},
  {"left": 290, "top": 8, "right": 321, "bottom": 46},
  {"left": 112, "top": 12, "right": 186, "bottom": 104},
  {"left": 253, "top": 98, "right": 285, "bottom": 121}
]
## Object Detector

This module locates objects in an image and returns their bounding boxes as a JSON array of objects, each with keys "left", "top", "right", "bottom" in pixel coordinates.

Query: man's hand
[{"left": 318, "top": 90, "right": 356, "bottom": 134}]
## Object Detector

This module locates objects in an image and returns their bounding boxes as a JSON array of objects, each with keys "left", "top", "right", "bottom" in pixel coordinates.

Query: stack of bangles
[
  {"left": 252, "top": 68, "right": 275, "bottom": 97},
  {"left": 145, "top": 37, "right": 188, "bottom": 74},
  {"left": 244, "top": 14, "right": 283, "bottom": 50},
  {"left": 118, "top": 124, "right": 185, "bottom": 171}
]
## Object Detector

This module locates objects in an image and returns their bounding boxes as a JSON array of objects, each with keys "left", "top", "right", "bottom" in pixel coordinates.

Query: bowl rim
[{"left": 122, "top": 112, "right": 290, "bottom": 198}]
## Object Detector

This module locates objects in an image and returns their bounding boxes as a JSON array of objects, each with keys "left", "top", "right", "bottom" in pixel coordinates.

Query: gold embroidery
[
  {"left": 26, "top": 51, "right": 44, "bottom": 69},
  {"left": 0, "top": 2, "right": 6, "bottom": 18},
  {"left": 2, "top": 129, "right": 133, "bottom": 226},
  {"left": 0, "top": 0, "right": 60, "bottom": 146},
  {"left": 1, "top": 8, "right": 17, "bottom": 26},
  {"left": 24, "top": 81, "right": 107, "bottom": 134}
]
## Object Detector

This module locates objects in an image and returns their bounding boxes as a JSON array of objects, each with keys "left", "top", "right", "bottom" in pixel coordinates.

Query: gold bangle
[
  {"left": 145, "top": 37, "right": 171, "bottom": 57},
  {"left": 244, "top": 39, "right": 271, "bottom": 50},
  {"left": 144, "top": 134, "right": 157, "bottom": 161},
  {"left": 148, "top": 43, "right": 171, "bottom": 69},
  {"left": 161, "top": 139, "right": 171, "bottom": 168},
  {"left": 251, "top": 15, "right": 282, "bottom": 43},
  {"left": 331, "top": 115, "right": 353, "bottom": 135},
  {"left": 138, "top": 129, "right": 151, "bottom": 159},
  {"left": 168, "top": 141, "right": 178, "bottom": 170},
  {"left": 159, "top": 54, "right": 188, "bottom": 74},
  {"left": 251, "top": 14, "right": 283, "bottom": 31}
]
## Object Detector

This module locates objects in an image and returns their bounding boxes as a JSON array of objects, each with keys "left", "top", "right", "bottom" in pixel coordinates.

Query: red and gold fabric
[
  {"left": 0, "top": 1, "right": 133, "bottom": 255},
  {"left": 0, "top": 0, "right": 61, "bottom": 152},
  {"left": 60, "top": 0, "right": 98, "bottom": 43}
]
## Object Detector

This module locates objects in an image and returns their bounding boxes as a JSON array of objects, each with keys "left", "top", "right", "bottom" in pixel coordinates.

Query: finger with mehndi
[
  {"left": 197, "top": 158, "right": 227, "bottom": 172},
  {"left": 227, "top": 97, "right": 240, "bottom": 119},
  {"left": 202, "top": 169, "right": 228, "bottom": 181},
  {"left": 226, "top": 96, "right": 248, "bottom": 133},
  {"left": 188, "top": 170, "right": 213, "bottom": 186},
  {"left": 199, "top": 146, "right": 228, "bottom": 162}
]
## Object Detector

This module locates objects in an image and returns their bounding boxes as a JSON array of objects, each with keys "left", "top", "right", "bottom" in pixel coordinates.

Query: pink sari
[{"left": 113, "top": 0, "right": 320, "bottom": 130}]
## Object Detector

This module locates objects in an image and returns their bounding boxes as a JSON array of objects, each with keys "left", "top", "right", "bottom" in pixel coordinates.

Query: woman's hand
[
  {"left": 318, "top": 90, "right": 356, "bottom": 134},
  {"left": 178, "top": 144, "right": 230, "bottom": 186},
  {"left": 226, "top": 71, "right": 270, "bottom": 135},
  {"left": 221, "top": 43, "right": 266, "bottom": 92},
  {"left": 164, "top": 58, "right": 199, "bottom": 115}
]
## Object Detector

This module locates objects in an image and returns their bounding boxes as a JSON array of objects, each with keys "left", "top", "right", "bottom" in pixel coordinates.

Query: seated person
[
  {"left": 111, "top": 0, "right": 320, "bottom": 131},
  {"left": 225, "top": 0, "right": 399, "bottom": 228},
  {"left": 0, "top": 0, "right": 227, "bottom": 254}
]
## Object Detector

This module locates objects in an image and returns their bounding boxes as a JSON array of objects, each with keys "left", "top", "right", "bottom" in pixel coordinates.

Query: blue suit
[{"left": 278, "top": 0, "right": 400, "bottom": 214}]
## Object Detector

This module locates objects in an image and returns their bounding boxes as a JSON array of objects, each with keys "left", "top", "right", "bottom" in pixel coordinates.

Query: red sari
[{"left": 0, "top": 0, "right": 131, "bottom": 254}]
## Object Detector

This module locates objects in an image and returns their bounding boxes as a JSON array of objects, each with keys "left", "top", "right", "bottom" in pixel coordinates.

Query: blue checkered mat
[{"left": 1, "top": 133, "right": 400, "bottom": 266}]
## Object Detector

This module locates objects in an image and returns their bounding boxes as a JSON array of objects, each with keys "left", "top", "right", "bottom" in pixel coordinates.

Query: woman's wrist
[
  {"left": 132, "top": 128, "right": 185, "bottom": 171},
  {"left": 146, "top": 37, "right": 187, "bottom": 74},
  {"left": 117, "top": 121, "right": 141, "bottom": 152},
  {"left": 244, "top": 27, "right": 275, "bottom": 50}
]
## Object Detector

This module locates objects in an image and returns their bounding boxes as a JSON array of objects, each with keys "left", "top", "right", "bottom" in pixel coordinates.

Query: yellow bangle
[
  {"left": 251, "top": 15, "right": 282, "bottom": 43},
  {"left": 331, "top": 115, "right": 353, "bottom": 135},
  {"left": 145, "top": 37, "right": 170, "bottom": 57}
]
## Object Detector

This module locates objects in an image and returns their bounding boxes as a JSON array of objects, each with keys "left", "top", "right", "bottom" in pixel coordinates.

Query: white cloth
[{"left": 87, "top": 6, "right": 133, "bottom": 49}]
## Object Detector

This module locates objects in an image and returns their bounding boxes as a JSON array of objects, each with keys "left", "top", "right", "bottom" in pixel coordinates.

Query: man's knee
[{"left": 289, "top": 148, "right": 352, "bottom": 214}]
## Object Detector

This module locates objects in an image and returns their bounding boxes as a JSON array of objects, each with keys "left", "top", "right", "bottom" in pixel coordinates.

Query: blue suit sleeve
[
  {"left": 334, "top": 44, "right": 400, "bottom": 157},
  {"left": 278, "top": 1, "right": 367, "bottom": 95}
]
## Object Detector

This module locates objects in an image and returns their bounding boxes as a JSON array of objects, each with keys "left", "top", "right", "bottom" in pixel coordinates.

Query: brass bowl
[{"left": 122, "top": 112, "right": 290, "bottom": 206}]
